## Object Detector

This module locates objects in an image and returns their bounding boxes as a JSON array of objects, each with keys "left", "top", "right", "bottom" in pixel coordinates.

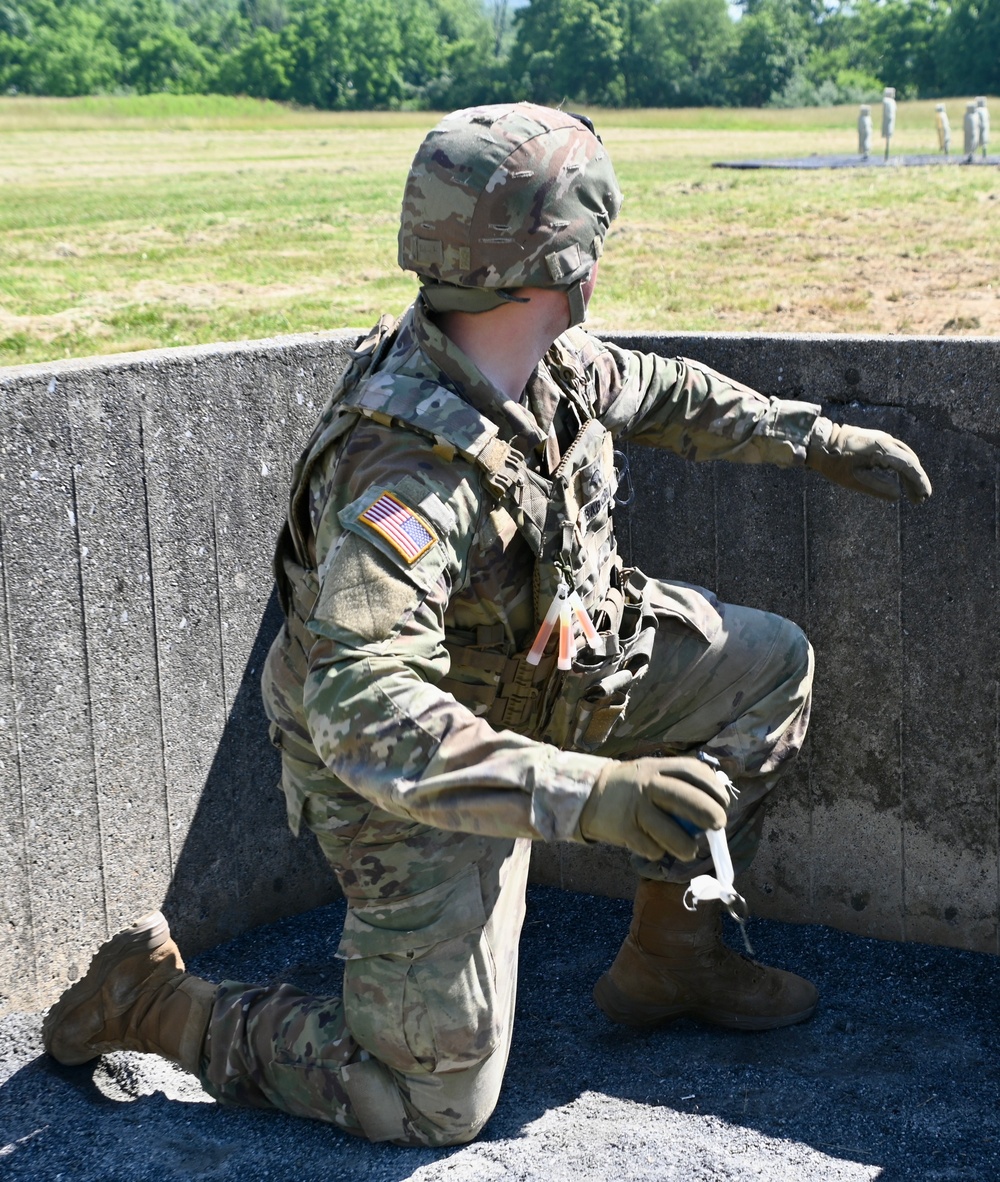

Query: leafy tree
[
  {"left": 509, "top": 0, "right": 625, "bottom": 106},
  {"left": 938, "top": 0, "right": 1000, "bottom": 96},
  {"left": 406, "top": 0, "right": 500, "bottom": 108},
  {"left": 85, "top": 0, "right": 209, "bottom": 92},
  {"left": 850, "top": 0, "right": 947, "bottom": 98},
  {"left": 172, "top": 0, "right": 246, "bottom": 54},
  {"left": 16, "top": 4, "right": 123, "bottom": 95},
  {"left": 728, "top": 0, "right": 810, "bottom": 106},
  {"left": 0, "top": 2, "right": 31, "bottom": 40},
  {"left": 130, "top": 25, "right": 210, "bottom": 91},
  {"left": 396, "top": 0, "right": 458, "bottom": 103},
  {"left": 2, "top": 0, "right": 994, "bottom": 111},
  {"left": 738, "top": 0, "right": 827, "bottom": 18},
  {"left": 214, "top": 23, "right": 292, "bottom": 96},
  {"left": 628, "top": 0, "right": 735, "bottom": 108},
  {"left": 281, "top": 0, "right": 405, "bottom": 109},
  {"left": 487, "top": 0, "right": 515, "bottom": 57},
  {"left": 240, "top": 0, "right": 289, "bottom": 32}
]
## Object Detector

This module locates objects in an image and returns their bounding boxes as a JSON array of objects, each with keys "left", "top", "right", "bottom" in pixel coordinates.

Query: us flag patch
[{"left": 358, "top": 491, "right": 437, "bottom": 564}]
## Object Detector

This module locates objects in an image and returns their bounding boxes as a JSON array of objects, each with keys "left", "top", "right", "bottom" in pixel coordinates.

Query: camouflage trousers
[
  {"left": 602, "top": 580, "right": 813, "bottom": 882},
  {"left": 197, "top": 582, "right": 812, "bottom": 1146}
]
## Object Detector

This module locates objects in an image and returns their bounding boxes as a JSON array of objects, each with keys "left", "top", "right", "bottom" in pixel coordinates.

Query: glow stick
[
  {"left": 569, "top": 591, "right": 600, "bottom": 646},
  {"left": 527, "top": 584, "right": 567, "bottom": 666},
  {"left": 558, "top": 598, "right": 575, "bottom": 670}
]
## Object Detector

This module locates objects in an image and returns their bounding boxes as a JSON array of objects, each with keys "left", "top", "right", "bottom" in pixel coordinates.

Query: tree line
[{"left": 1, "top": 0, "right": 997, "bottom": 111}]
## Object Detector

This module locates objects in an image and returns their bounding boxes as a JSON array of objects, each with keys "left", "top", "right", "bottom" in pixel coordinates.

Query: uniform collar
[{"left": 410, "top": 296, "right": 549, "bottom": 453}]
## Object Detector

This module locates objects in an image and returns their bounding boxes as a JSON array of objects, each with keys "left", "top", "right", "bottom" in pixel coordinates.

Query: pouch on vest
[
  {"left": 531, "top": 569, "right": 719, "bottom": 753},
  {"left": 534, "top": 569, "right": 652, "bottom": 751}
]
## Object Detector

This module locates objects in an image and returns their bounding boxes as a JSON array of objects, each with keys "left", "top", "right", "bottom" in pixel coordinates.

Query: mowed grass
[{"left": 1, "top": 94, "right": 998, "bottom": 366}]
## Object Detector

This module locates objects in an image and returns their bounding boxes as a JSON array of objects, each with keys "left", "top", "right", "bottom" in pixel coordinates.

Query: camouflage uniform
[
  {"left": 196, "top": 294, "right": 817, "bottom": 1144},
  {"left": 38, "top": 103, "right": 931, "bottom": 1136}
]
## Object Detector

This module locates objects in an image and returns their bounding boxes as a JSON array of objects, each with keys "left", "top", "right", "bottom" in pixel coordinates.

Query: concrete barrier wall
[
  {"left": 0, "top": 333, "right": 354, "bottom": 1015},
  {"left": 2, "top": 328, "right": 998, "bottom": 1014},
  {"left": 537, "top": 331, "right": 1000, "bottom": 962}
]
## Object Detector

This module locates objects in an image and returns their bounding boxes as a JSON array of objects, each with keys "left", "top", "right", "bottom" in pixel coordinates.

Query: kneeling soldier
[{"left": 46, "top": 103, "right": 931, "bottom": 1147}]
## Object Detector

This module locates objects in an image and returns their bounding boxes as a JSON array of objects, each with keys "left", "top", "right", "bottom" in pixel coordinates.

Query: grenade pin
[{"left": 683, "top": 753, "right": 754, "bottom": 956}]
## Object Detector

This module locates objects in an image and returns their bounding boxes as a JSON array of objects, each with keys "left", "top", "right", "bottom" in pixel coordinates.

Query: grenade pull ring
[{"left": 683, "top": 755, "right": 755, "bottom": 955}]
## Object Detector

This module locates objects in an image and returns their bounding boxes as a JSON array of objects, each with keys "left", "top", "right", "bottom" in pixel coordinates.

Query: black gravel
[{"left": 2, "top": 884, "right": 999, "bottom": 1181}]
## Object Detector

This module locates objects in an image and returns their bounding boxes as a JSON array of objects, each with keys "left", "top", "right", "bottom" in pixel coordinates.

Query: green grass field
[{"left": 1, "top": 94, "right": 997, "bottom": 366}]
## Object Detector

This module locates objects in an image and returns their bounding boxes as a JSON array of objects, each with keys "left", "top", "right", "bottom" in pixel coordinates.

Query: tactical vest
[{"left": 276, "top": 317, "right": 659, "bottom": 756}]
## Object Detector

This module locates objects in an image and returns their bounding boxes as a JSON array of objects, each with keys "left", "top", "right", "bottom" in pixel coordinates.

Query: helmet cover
[{"left": 399, "top": 102, "right": 622, "bottom": 320}]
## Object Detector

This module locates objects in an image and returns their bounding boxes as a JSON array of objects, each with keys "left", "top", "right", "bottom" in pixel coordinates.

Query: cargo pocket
[
  {"left": 338, "top": 863, "right": 499, "bottom": 1075},
  {"left": 269, "top": 723, "right": 327, "bottom": 839}
]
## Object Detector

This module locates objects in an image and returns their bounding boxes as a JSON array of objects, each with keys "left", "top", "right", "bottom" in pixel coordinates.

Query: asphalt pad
[
  {"left": 714, "top": 154, "right": 1000, "bottom": 170},
  {"left": 2, "top": 884, "right": 999, "bottom": 1181}
]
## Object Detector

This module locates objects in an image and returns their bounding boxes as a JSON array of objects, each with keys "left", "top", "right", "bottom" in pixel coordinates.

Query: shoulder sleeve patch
[
  {"left": 338, "top": 476, "right": 457, "bottom": 593},
  {"left": 357, "top": 491, "right": 437, "bottom": 564}
]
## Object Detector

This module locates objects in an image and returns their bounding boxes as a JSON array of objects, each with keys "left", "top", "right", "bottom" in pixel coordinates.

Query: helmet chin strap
[
  {"left": 419, "top": 284, "right": 528, "bottom": 314},
  {"left": 566, "top": 278, "right": 588, "bottom": 328},
  {"left": 420, "top": 275, "right": 588, "bottom": 328}
]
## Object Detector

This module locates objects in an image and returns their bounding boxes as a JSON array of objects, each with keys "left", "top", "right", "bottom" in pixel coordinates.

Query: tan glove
[
  {"left": 806, "top": 419, "right": 932, "bottom": 505},
  {"left": 578, "top": 757, "right": 730, "bottom": 862}
]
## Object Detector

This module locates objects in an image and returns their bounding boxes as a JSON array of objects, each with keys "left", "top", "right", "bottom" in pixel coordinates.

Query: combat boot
[
  {"left": 593, "top": 879, "right": 817, "bottom": 1031},
  {"left": 43, "top": 910, "right": 215, "bottom": 1073}
]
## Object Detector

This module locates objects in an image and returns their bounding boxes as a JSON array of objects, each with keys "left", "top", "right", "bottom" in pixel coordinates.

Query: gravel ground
[
  {"left": 2, "top": 884, "right": 999, "bottom": 1182},
  {"left": 714, "top": 154, "right": 1000, "bottom": 169}
]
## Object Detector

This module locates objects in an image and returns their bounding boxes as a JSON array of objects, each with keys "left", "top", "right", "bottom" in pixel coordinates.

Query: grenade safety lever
[{"left": 680, "top": 754, "right": 754, "bottom": 954}]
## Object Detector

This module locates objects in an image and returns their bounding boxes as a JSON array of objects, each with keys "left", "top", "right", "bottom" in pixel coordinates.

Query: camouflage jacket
[{"left": 264, "top": 298, "right": 823, "bottom": 844}]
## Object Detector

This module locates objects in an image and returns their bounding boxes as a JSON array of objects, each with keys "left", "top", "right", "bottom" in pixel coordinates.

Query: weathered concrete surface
[
  {"left": 0, "top": 333, "right": 355, "bottom": 1015},
  {"left": 2, "top": 328, "right": 999, "bottom": 1015}
]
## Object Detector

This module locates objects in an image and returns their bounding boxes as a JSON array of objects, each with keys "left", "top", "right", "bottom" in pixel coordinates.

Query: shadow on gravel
[
  {"left": 501, "top": 888, "right": 1000, "bottom": 1182},
  {"left": 3, "top": 886, "right": 999, "bottom": 1181}
]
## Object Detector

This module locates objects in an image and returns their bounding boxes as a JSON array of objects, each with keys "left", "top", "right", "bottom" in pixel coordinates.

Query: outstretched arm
[
  {"left": 594, "top": 341, "right": 823, "bottom": 467},
  {"left": 585, "top": 336, "right": 930, "bottom": 503}
]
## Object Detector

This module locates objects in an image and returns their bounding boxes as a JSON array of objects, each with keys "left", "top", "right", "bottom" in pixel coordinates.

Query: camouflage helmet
[{"left": 399, "top": 102, "right": 622, "bottom": 326}]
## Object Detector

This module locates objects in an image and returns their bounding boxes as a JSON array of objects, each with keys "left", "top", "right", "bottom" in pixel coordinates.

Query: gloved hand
[
  {"left": 806, "top": 419, "right": 932, "bottom": 505},
  {"left": 578, "top": 756, "right": 730, "bottom": 862}
]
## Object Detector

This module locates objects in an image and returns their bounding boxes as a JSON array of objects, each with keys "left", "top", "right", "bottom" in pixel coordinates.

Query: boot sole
[
  {"left": 593, "top": 972, "right": 817, "bottom": 1032},
  {"left": 42, "top": 911, "right": 173, "bottom": 1066}
]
